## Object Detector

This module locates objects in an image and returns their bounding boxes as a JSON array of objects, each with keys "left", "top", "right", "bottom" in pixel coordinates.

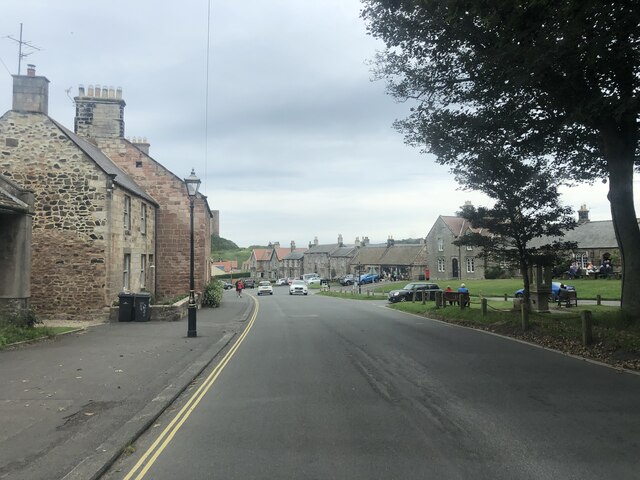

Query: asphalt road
[{"left": 105, "top": 287, "right": 640, "bottom": 480}]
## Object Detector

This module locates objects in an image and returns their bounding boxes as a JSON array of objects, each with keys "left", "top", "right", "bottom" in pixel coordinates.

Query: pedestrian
[
  {"left": 236, "top": 279, "right": 244, "bottom": 298},
  {"left": 458, "top": 283, "right": 469, "bottom": 307}
]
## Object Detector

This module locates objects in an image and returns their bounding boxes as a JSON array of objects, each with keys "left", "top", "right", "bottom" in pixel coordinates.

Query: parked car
[
  {"left": 388, "top": 282, "right": 441, "bottom": 303},
  {"left": 306, "top": 277, "right": 322, "bottom": 285},
  {"left": 289, "top": 279, "right": 308, "bottom": 295},
  {"left": 339, "top": 274, "right": 354, "bottom": 286},
  {"left": 515, "top": 282, "right": 575, "bottom": 302},
  {"left": 287, "top": 277, "right": 295, "bottom": 285},
  {"left": 275, "top": 278, "right": 288, "bottom": 286},
  {"left": 257, "top": 280, "right": 274, "bottom": 296},
  {"left": 222, "top": 281, "right": 234, "bottom": 290},
  {"left": 359, "top": 273, "right": 380, "bottom": 284},
  {"left": 243, "top": 278, "right": 255, "bottom": 288}
]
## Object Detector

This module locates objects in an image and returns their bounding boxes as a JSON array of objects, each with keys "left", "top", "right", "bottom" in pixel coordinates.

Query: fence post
[
  {"left": 581, "top": 310, "right": 593, "bottom": 346},
  {"left": 504, "top": 293, "right": 508, "bottom": 301},
  {"left": 596, "top": 294, "right": 602, "bottom": 306},
  {"left": 436, "top": 291, "right": 442, "bottom": 308},
  {"left": 412, "top": 291, "right": 416, "bottom": 303},
  {"left": 481, "top": 298, "right": 487, "bottom": 317},
  {"left": 521, "top": 302, "right": 529, "bottom": 331}
]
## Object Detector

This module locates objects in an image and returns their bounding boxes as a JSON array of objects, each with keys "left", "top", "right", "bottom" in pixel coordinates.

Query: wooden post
[
  {"left": 422, "top": 291, "right": 426, "bottom": 305},
  {"left": 412, "top": 291, "right": 416, "bottom": 303},
  {"left": 504, "top": 293, "right": 508, "bottom": 301},
  {"left": 481, "top": 298, "right": 487, "bottom": 317},
  {"left": 436, "top": 290, "right": 442, "bottom": 308},
  {"left": 581, "top": 310, "right": 593, "bottom": 346},
  {"left": 521, "top": 303, "right": 529, "bottom": 331},
  {"left": 596, "top": 294, "right": 602, "bottom": 306}
]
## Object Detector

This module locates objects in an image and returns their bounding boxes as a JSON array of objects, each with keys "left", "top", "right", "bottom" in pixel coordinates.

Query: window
[
  {"left": 437, "top": 238, "right": 444, "bottom": 251},
  {"left": 437, "top": 257, "right": 446, "bottom": 272},
  {"left": 140, "top": 203, "right": 147, "bottom": 235},
  {"left": 124, "top": 195, "right": 131, "bottom": 231},
  {"left": 466, "top": 244, "right": 473, "bottom": 251},
  {"left": 576, "top": 252, "right": 588, "bottom": 269},
  {"left": 466, "top": 257, "right": 475, "bottom": 273},
  {"left": 123, "top": 254, "right": 131, "bottom": 290},
  {"left": 140, "top": 254, "right": 147, "bottom": 288}
]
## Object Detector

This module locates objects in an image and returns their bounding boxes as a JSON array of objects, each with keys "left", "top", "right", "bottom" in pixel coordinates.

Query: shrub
[
  {"left": 485, "top": 266, "right": 507, "bottom": 279},
  {"left": 0, "top": 308, "right": 40, "bottom": 329},
  {"left": 202, "top": 279, "right": 224, "bottom": 307}
]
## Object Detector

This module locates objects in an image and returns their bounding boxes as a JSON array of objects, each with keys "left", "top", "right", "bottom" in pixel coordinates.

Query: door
[{"left": 452, "top": 258, "right": 459, "bottom": 279}]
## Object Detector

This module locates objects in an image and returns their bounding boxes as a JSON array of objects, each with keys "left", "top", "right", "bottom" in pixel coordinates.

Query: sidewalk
[{"left": 0, "top": 291, "right": 254, "bottom": 480}]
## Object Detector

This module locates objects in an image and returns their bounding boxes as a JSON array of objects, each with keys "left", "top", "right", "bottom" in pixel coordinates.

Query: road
[{"left": 105, "top": 287, "right": 640, "bottom": 480}]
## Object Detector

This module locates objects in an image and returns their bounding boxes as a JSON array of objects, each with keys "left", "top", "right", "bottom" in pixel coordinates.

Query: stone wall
[{"left": 0, "top": 111, "right": 155, "bottom": 318}]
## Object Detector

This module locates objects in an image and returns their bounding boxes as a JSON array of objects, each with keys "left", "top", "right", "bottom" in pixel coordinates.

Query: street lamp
[{"left": 185, "top": 169, "right": 201, "bottom": 338}]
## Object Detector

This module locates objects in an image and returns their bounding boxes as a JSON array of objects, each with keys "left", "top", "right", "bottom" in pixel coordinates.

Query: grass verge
[{"left": 0, "top": 325, "right": 78, "bottom": 348}]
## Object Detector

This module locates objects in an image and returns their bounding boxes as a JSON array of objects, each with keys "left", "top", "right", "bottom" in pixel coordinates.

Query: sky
[{"left": 1, "top": 1, "right": 638, "bottom": 248}]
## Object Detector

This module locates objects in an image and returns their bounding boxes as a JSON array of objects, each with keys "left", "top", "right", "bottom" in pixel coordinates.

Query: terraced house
[{"left": 0, "top": 67, "right": 158, "bottom": 319}]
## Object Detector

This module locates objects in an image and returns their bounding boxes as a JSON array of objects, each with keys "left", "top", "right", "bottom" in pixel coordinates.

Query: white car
[
  {"left": 257, "top": 280, "right": 273, "bottom": 296},
  {"left": 289, "top": 279, "right": 308, "bottom": 295},
  {"left": 275, "top": 278, "right": 288, "bottom": 286},
  {"left": 305, "top": 277, "right": 321, "bottom": 285}
]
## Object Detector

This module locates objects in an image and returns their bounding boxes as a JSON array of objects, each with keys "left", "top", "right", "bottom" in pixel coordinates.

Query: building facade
[{"left": 0, "top": 69, "right": 157, "bottom": 318}]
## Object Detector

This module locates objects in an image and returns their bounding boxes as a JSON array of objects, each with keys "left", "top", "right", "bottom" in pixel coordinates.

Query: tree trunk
[{"left": 603, "top": 129, "right": 640, "bottom": 316}]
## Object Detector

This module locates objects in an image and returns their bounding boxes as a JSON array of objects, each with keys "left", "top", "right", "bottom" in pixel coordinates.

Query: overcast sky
[{"left": 1, "top": 1, "right": 638, "bottom": 248}]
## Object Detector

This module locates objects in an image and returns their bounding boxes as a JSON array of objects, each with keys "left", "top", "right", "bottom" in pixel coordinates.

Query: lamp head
[{"left": 185, "top": 169, "right": 201, "bottom": 198}]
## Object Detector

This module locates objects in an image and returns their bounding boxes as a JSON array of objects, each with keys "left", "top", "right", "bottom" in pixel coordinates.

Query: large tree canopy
[{"left": 362, "top": 0, "right": 640, "bottom": 313}]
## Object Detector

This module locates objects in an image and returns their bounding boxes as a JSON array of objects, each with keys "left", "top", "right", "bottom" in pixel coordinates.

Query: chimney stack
[
  {"left": 74, "top": 83, "right": 126, "bottom": 139},
  {"left": 338, "top": 234, "right": 343, "bottom": 247},
  {"left": 12, "top": 65, "right": 50, "bottom": 114},
  {"left": 290, "top": 240, "right": 296, "bottom": 252},
  {"left": 131, "top": 136, "right": 150, "bottom": 155},
  {"left": 578, "top": 204, "right": 590, "bottom": 224}
]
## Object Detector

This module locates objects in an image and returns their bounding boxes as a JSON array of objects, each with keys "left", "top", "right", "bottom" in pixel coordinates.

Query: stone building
[
  {"left": 283, "top": 243, "right": 305, "bottom": 280},
  {"left": 303, "top": 235, "right": 359, "bottom": 279},
  {"left": 72, "top": 84, "right": 212, "bottom": 300},
  {"left": 425, "top": 215, "right": 486, "bottom": 281},
  {"left": 0, "top": 68, "right": 158, "bottom": 318},
  {"left": 0, "top": 174, "right": 34, "bottom": 317},
  {"left": 351, "top": 238, "right": 429, "bottom": 281}
]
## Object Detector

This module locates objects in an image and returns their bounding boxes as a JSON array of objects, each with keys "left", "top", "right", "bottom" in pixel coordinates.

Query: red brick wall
[{"left": 98, "top": 140, "right": 212, "bottom": 300}]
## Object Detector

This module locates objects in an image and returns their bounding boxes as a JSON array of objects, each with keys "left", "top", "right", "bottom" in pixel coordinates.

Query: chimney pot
[
  {"left": 116, "top": 87, "right": 122, "bottom": 99},
  {"left": 78, "top": 84, "right": 85, "bottom": 96},
  {"left": 102, "top": 86, "right": 108, "bottom": 98},
  {"left": 27, "top": 64, "right": 36, "bottom": 76},
  {"left": 108, "top": 86, "right": 115, "bottom": 98},
  {"left": 95, "top": 84, "right": 101, "bottom": 97},
  {"left": 88, "top": 85, "right": 94, "bottom": 96}
]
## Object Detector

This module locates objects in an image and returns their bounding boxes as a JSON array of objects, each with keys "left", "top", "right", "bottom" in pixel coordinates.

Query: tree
[
  {"left": 362, "top": 1, "right": 640, "bottom": 313},
  {"left": 451, "top": 156, "right": 577, "bottom": 309}
]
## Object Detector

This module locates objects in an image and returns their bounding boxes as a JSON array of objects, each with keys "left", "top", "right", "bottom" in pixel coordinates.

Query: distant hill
[{"left": 212, "top": 235, "right": 239, "bottom": 251}]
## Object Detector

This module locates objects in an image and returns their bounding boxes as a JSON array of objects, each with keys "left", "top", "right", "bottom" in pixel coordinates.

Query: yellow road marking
[{"left": 123, "top": 296, "right": 259, "bottom": 480}]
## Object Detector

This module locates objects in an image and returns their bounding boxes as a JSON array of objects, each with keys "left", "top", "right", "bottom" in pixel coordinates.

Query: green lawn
[{"left": 368, "top": 278, "right": 621, "bottom": 301}]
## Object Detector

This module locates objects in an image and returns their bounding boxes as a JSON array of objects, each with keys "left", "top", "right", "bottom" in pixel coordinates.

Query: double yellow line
[{"left": 123, "top": 296, "right": 259, "bottom": 480}]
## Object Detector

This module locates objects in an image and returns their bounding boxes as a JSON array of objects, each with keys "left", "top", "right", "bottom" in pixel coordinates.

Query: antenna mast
[{"left": 6, "top": 23, "right": 40, "bottom": 74}]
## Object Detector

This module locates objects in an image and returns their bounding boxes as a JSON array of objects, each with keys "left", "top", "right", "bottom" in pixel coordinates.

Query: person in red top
[{"left": 236, "top": 279, "right": 244, "bottom": 298}]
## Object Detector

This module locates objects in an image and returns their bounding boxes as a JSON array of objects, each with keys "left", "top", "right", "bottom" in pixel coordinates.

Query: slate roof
[
  {"left": 49, "top": 119, "right": 158, "bottom": 206},
  {"left": 284, "top": 251, "right": 304, "bottom": 260},
  {"left": 530, "top": 219, "right": 639, "bottom": 250},
  {"left": 353, "top": 244, "right": 427, "bottom": 266},
  {"left": 439, "top": 215, "right": 486, "bottom": 237},
  {"left": 274, "top": 247, "right": 306, "bottom": 261},
  {"left": 307, "top": 243, "right": 340, "bottom": 254}
]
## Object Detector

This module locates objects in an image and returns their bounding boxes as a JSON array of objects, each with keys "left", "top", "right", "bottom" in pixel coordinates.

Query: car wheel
[
  {"left": 304, "top": 292, "right": 308, "bottom": 295},
  {"left": 289, "top": 292, "right": 292, "bottom": 295},
  {"left": 270, "top": 292, "right": 273, "bottom": 295},
  {"left": 515, "top": 293, "right": 523, "bottom": 298}
]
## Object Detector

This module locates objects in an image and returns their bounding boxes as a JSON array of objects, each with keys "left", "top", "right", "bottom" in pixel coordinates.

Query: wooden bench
[
  {"left": 557, "top": 290, "right": 578, "bottom": 308},
  {"left": 443, "top": 291, "right": 470, "bottom": 308}
]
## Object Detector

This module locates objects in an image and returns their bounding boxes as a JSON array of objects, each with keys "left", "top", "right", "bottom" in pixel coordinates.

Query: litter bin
[
  {"left": 134, "top": 292, "right": 152, "bottom": 322},
  {"left": 118, "top": 292, "right": 135, "bottom": 322}
]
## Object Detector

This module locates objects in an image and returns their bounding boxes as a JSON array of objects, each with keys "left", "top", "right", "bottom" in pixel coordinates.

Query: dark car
[
  {"left": 242, "top": 278, "right": 255, "bottom": 288},
  {"left": 388, "top": 282, "right": 441, "bottom": 303}
]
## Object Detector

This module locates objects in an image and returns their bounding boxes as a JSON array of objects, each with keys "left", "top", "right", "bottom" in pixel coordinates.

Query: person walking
[{"left": 236, "top": 279, "right": 244, "bottom": 298}]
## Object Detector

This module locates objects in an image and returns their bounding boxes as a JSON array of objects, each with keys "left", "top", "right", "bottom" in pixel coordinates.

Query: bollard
[
  {"left": 481, "top": 298, "right": 487, "bottom": 317},
  {"left": 596, "top": 294, "right": 602, "bottom": 306},
  {"left": 581, "top": 310, "right": 593, "bottom": 346},
  {"left": 521, "top": 303, "right": 529, "bottom": 331}
]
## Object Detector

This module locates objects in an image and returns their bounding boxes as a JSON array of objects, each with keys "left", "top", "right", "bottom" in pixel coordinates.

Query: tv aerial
[{"left": 5, "top": 23, "right": 40, "bottom": 75}]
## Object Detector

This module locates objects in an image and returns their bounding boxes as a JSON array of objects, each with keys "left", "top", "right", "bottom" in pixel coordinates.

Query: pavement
[{"left": 0, "top": 290, "right": 254, "bottom": 480}]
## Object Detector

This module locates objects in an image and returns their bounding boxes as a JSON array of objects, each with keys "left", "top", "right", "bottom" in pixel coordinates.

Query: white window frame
[
  {"left": 140, "top": 203, "right": 147, "bottom": 235},
  {"left": 140, "top": 254, "right": 147, "bottom": 288},
  {"left": 123, "top": 254, "right": 131, "bottom": 290},
  {"left": 124, "top": 195, "right": 131, "bottom": 231},
  {"left": 466, "top": 256, "right": 475, "bottom": 273},
  {"left": 437, "top": 238, "right": 444, "bottom": 252},
  {"left": 437, "top": 257, "right": 446, "bottom": 273}
]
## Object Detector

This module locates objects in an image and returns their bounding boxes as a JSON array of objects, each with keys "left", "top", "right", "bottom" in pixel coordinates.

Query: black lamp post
[{"left": 185, "top": 169, "right": 201, "bottom": 338}]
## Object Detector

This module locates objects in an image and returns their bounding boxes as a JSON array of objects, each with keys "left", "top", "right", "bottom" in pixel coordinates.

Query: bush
[
  {"left": 202, "top": 279, "right": 224, "bottom": 307},
  {"left": 484, "top": 266, "right": 508, "bottom": 279},
  {"left": 0, "top": 308, "right": 40, "bottom": 328}
]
